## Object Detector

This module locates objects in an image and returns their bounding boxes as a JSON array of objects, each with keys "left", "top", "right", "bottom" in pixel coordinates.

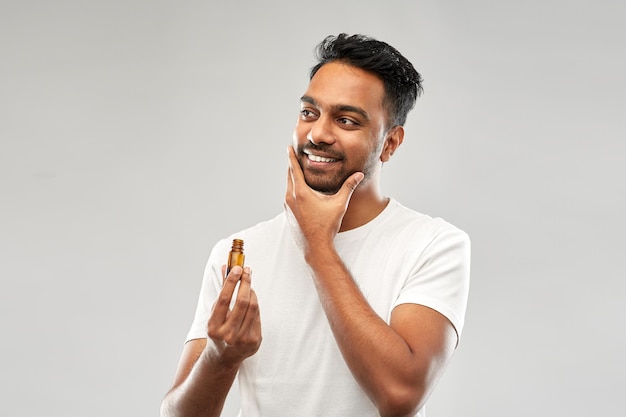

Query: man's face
[{"left": 292, "top": 62, "right": 389, "bottom": 195}]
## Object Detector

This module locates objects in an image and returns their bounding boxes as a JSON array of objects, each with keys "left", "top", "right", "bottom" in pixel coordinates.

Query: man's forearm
[
  {"left": 161, "top": 343, "right": 238, "bottom": 417},
  {"left": 304, "top": 242, "right": 435, "bottom": 416}
]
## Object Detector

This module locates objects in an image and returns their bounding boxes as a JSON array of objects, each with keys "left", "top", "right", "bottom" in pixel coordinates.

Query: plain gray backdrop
[{"left": 1, "top": 1, "right": 624, "bottom": 416}]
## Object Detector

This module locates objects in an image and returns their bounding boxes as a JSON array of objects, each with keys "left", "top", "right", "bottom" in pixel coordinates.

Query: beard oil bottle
[{"left": 226, "top": 238, "right": 245, "bottom": 276}]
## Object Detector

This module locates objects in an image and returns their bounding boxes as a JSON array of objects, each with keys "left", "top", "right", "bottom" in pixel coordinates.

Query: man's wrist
[
  {"left": 303, "top": 239, "right": 339, "bottom": 267},
  {"left": 203, "top": 339, "right": 242, "bottom": 373}
]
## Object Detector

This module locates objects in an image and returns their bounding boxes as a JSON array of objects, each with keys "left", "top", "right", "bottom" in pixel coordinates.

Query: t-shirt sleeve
[
  {"left": 393, "top": 223, "right": 471, "bottom": 342},
  {"left": 185, "top": 241, "right": 227, "bottom": 343}
]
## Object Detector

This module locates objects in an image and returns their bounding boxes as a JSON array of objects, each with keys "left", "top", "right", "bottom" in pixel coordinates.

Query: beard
[
  {"left": 296, "top": 142, "right": 377, "bottom": 195},
  {"left": 302, "top": 167, "right": 353, "bottom": 195}
]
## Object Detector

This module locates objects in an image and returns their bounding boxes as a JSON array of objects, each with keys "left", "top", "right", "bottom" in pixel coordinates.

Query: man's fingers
[
  {"left": 208, "top": 265, "right": 261, "bottom": 354},
  {"left": 344, "top": 172, "right": 364, "bottom": 193},
  {"left": 239, "top": 289, "right": 261, "bottom": 341},
  {"left": 212, "top": 265, "right": 243, "bottom": 319},
  {"left": 286, "top": 146, "right": 305, "bottom": 184},
  {"left": 286, "top": 166, "right": 294, "bottom": 202},
  {"left": 286, "top": 146, "right": 303, "bottom": 207},
  {"left": 223, "top": 267, "right": 252, "bottom": 327}
]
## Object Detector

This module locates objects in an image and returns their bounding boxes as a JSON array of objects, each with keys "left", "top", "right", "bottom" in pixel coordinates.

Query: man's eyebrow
[
  {"left": 300, "top": 95, "right": 370, "bottom": 121},
  {"left": 300, "top": 95, "right": 317, "bottom": 106}
]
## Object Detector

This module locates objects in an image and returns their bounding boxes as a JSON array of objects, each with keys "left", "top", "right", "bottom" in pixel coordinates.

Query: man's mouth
[
  {"left": 306, "top": 153, "right": 338, "bottom": 163},
  {"left": 303, "top": 148, "right": 340, "bottom": 163}
]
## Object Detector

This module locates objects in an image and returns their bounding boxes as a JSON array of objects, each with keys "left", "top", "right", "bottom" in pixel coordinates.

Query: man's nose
[{"left": 307, "top": 116, "right": 336, "bottom": 146}]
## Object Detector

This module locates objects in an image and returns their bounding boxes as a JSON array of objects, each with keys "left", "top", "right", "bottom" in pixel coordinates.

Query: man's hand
[
  {"left": 207, "top": 266, "right": 261, "bottom": 369},
  {"left": 161, "top": 266, "right": 261, "bottom": 417},
  {"left": 284, "top": 146, "right": 364, "bottom": 249}
]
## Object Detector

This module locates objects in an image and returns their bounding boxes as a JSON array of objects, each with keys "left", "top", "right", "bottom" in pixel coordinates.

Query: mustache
[{"left": 299, "top": 143, "right": 344, "bottom": 160}]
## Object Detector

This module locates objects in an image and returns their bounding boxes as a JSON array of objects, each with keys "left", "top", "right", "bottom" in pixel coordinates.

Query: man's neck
[{"left": 339, "top": 192, "right": 390, "bottom": 232}]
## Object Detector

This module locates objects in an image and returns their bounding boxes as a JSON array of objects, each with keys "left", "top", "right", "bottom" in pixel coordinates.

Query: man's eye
[
  {"left": 300, "top": 109, "right": 317, "bottom": 119},
  {"left": 337, "top": 117, "right": 357, "bottom": 126}
]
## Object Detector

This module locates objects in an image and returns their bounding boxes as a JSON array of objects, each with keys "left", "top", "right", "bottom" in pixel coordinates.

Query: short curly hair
[{"left": 310, "top": 33, "right": 423, "bottom": 127}]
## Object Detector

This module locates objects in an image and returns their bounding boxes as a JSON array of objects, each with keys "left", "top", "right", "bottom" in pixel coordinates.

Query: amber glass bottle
[{"left": 226, "top": 239, "right": 245, "bottom": 276}]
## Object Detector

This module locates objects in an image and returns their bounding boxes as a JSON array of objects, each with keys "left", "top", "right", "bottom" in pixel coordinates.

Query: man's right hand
[
  {"left": 161, "top": 266, "right": 261, "bottom": 417},
  {"left": 207, "top": 266, "right": 262, "bottom": 368}
]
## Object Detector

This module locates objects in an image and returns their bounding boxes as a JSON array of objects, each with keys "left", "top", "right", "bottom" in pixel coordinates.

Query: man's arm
[
  {"left": 285, "top": 147, "right": 459, "bottom": 417},
  {"left": 161, "top": 266, "right": 261, "bottom": 417},
  {"left": 160, "top": 338, "right": 236, "bottom": 417},
  {"left": 303, "top": 245, "right": 457, "bottom": 417}
]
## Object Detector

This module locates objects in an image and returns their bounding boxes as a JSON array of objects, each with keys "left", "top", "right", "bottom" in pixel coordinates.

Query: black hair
[{"left": 310, "top": 33, "right": 423, "bottom": 127}]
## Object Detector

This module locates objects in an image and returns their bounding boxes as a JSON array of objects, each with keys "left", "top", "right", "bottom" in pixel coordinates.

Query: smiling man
[{"left": 161, "top": 34, "right": 471, "bottom": 417}]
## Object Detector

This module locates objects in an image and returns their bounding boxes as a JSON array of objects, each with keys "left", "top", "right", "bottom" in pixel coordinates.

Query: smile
[{"left": 307, "top": 154, "right": 338, "bottom": 163}]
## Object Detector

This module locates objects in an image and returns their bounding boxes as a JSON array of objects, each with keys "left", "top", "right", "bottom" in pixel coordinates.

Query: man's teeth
[{"left": 307, "top": 154, "right": 338, "bottom": 163}]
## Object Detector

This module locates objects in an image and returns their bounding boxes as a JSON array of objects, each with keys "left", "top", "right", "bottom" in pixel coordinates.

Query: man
[{"left": 161, "top": 33, "right": 470, "bottom": 417}]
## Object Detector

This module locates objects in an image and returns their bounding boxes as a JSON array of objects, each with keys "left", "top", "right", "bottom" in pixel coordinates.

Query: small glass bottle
[{"left": 226, "top": 238, "right": 245, "bottom": 276}]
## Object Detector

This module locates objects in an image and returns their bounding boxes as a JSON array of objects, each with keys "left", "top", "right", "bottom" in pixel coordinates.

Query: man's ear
[{"left": 380, "top": 126, "right": 404, "bottom": 162}]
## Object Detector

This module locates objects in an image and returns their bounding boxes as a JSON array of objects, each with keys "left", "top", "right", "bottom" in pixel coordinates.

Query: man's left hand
[{"left": 284, "top": 146, "right": 364, "bottom": 250}]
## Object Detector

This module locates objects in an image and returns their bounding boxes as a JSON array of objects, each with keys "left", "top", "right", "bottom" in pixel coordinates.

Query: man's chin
[
  {"left": 307, "top": 182, "right": 342, "bottom": 195},
  {"left": 303, "top": 176, "right": 343, "bottom": 195}
]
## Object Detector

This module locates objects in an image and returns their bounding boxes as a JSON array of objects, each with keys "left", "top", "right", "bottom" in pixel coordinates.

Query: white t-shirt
[{"left": 186, "top": 199, "right": 471, "bottom": 417}]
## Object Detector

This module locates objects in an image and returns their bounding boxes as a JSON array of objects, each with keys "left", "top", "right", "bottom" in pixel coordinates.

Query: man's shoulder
[{"left": 386, "top": 199, "right": 469, "bottom": 241}]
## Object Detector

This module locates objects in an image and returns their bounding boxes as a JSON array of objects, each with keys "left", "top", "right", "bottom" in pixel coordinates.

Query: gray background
[{"left": 1, "top": 0, "right": 624, "bottom": 416}]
